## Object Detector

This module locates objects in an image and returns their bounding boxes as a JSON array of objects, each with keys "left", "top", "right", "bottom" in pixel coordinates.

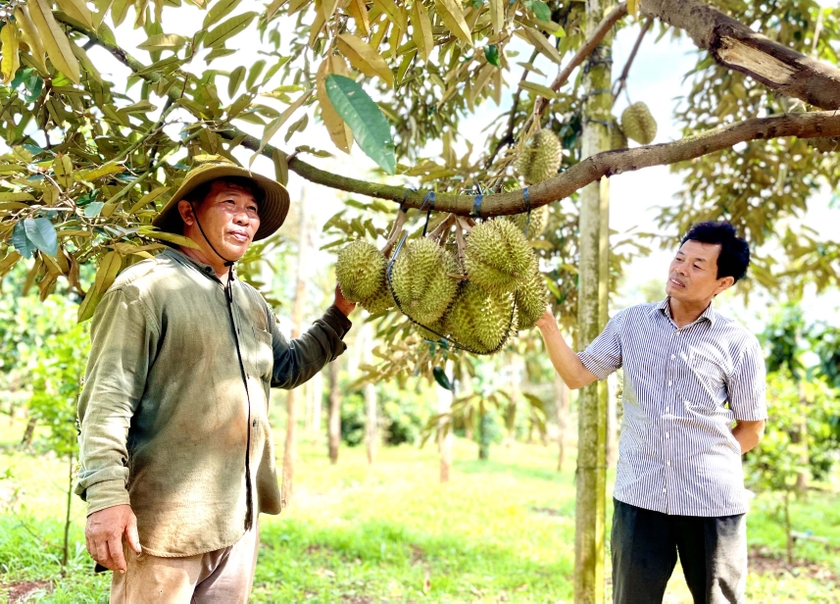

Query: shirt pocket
[{"left": 682, "top": 350, "right": 726, "bottom": 411}]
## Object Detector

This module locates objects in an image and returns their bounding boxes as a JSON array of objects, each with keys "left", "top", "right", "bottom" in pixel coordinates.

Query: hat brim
[{"left": 152, "top": 164, "right": 289, "bottom": 241}]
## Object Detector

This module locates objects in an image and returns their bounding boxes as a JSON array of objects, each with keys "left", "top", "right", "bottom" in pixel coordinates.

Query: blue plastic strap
[
  {"left": 523, "top": 187, "right": 531, "bottom": 212},
  {"left": 472, "top": 194, "right": 484, "bottom": 218}
]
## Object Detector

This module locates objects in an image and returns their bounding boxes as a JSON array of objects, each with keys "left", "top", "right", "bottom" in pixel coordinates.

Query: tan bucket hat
[{"left": 152, "top": 160, "right": 289, "bottom": 241}]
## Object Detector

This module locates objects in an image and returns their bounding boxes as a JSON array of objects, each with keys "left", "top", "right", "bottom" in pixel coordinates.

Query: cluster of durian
[
  {"left": 617, "top": 102, "right": 657, "bottom": 146},
  {"left": 335, "top": 218, "right": 550, "bottom": 355},
  {"left": 515, "top": 130, "right": 562, "bottom": 185}
]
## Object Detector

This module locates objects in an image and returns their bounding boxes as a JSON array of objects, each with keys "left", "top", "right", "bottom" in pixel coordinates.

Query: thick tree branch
[
  {"left": 63, "top": 14, "right": 840, "bottom": 218},
  {"left": 641, "top": 0, "right": 840, "bottom": 109}
]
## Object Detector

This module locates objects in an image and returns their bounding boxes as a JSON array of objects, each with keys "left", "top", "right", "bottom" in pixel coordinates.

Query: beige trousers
[{"left": 110, "top": 521, "right": 259, "bottom": 604}]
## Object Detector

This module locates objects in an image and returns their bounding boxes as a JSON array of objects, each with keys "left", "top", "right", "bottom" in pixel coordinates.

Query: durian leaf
[
  {"left": 325, "top": 75, "right": 395, "bottom": 175},
  {"left": 23, "top": 218, "right": 58, "bottom": 257},
  {"left": 12, "top": 221, "right": 35, "bottom": 259},
  {"left": 433, "top": 366, "right": 453, "bottom": 391}
]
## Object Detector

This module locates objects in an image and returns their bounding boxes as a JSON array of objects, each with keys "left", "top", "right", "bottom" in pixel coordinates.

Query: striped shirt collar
[{"left": 652, "top": 296, "right": 718, "bottom": 327}]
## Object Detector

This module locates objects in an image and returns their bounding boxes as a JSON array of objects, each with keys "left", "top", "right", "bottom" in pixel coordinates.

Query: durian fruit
[
  {"left": 610, "top": 118, "right": 628, "bottom": 150},
  {"left": 359, "top": 283, "right": 395, "bottom": 315},
  {"left": 810, "top": 137, "right": 840, "bottom": 153},
  {"left": 621, "top": 102, "right": 657, "bottom": 145},
  {"left": 464, "top": 218, "right": 537, "bottom": 294},
  {"left": 446, "top": 282, "right": 514, "bottom": 352},
  {"left": 505, "top": 205, "right": 549, "bottom": 239},
  {"left": 515, "top": 130, "right": 562, "bottom": 184},
  {"left": 336, "top": 240, "right": 387, "bottom": 302},
  {"left": 515, "top": 269, "right": 550, "bottom": 331},
  {"left": 391, "top": 237, "right": 460, "bottom": 325}
]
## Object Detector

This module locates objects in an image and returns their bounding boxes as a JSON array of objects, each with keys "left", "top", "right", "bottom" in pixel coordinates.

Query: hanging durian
[
  {"left": 464, "top": 218, "right": 536, "bottom": 294},
  {"left": 515, "top": 130, "right": 562, "bottom": 185},
  {"left": 391, "top": 237, "right": 461, "bottom": 325},
  {"left": 621, "top": 102, "right": 657, "bottom": 145},
  {"left": 335, "top": 240, "right": 387, "bottom": 302}
]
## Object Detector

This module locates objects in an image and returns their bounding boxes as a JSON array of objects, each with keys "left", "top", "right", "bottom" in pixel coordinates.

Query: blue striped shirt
[{"left": 579, "top": 298, "right": 767, "bottom": 517}]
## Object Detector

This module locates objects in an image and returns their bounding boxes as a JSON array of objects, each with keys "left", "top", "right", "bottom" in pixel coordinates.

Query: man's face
[
  {"left": 665, "top": 239, "right": 733, "bottom": 305},
  {"left": 182, "top": 180, "right": 260, "bottom": 263}
]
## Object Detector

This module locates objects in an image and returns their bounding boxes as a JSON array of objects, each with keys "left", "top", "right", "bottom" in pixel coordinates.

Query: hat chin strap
[{"left": 190, "top": 202, "right": 236, "bottom": 268}]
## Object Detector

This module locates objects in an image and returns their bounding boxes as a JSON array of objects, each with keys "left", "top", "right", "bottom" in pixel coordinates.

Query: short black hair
[
  {"left": 186, "top": 176, "right": 265, "bottom": 207},
  {"left": 681, "top": 221, "right": 750, "bottom": 283}
]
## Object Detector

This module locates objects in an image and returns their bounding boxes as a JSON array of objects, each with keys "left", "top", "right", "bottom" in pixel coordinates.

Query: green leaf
[
  {"left": 484, "top": 44, "right": 500, "bottom": 67},
  {"left": 12, "top": 221, "right": 35, "bottom": 258},
  {"left": 228, "top": 65, "right": 246, "bottom": 98},
  {"left": 531, "top": 1, "right": 551, "bottom": 22},
  {"left": 203, "top": 12, "right": 257, "bottom": 48},
  {"left": 83, "top": 201, "right": 105, "bottom": 217},
  {"left": 23, "top": 218, "right": 58, "bottom": 257},
  {"left": 433, "top": 366, "right": 453, "bottom": 391},
  {"left": 325, "top": 75, "right": 395, "bottom": 175},
  {"left": 203, "top": 0, "right": 244, "bottom": 29}
]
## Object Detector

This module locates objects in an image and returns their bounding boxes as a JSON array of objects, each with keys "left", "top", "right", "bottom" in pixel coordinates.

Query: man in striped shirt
[{"left": 537, "top": 221, "right": 767, "bottom": 603}]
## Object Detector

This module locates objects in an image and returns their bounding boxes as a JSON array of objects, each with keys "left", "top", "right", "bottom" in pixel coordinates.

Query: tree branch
[
  {"left": 61, "top": 13, "right": 840, "bottom": 217},
  {"left": 613, "top": 17, "right": 653, "bottom": 102},
  {"left": 641, "top": 0, "right": 840, "bottom": 109},
  {"left": 532, "top": 2, "right": 629, "bottom": 120}
]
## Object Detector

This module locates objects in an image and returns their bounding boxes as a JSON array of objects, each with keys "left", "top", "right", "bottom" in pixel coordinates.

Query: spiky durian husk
[
  {"left": 464, "top": 219, "right": 537, "bottom": 294},
  {"left": 335, "top": 240, "right": 387, "bottom": 302},
  {"left": 359, "top": 283, "right": 395, "bottom": 315},
  {"left": 506, "top": 205, "right": 549, "bottom": 239},
  {"left": 516, "top": 130, "right": 562, "bottom": 185},
  {"left": 391, "top": 237, "right": 461, "bottom": 325},
  {"left": 515, "top": 269, "right": 550, "bottom": 331},
  {"left": 620, "top": 102, "right": 657, "bottom": 145},
  {"left": 446, "top": 282, "right": 514, "bottom": 353}
]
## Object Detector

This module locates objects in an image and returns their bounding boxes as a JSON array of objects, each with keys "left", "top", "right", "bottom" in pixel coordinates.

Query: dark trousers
[{"left": 611, "top": 499, "right": 747, "bottom": 604}]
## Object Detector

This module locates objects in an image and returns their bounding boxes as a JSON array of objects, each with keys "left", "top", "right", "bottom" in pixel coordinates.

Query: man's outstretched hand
[
  {"left": 334, "top": 283, "right": 356, "bottom": 316},
  {"left": 85, "top": 504, "right": 141, "bottom": 573}
]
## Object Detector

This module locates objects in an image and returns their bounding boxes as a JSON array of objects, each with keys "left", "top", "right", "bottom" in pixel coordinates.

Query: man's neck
[
  {"left": 179, "top": 246, "right": 228, "bottom": 280},
  {"left": 668, "top": 297, "right": 711, "bottom": 328}
]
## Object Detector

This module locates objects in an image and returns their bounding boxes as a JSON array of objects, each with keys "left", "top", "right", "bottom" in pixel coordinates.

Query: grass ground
[{"left": 0, "top": 417, "right": 838, "bottom": 603}]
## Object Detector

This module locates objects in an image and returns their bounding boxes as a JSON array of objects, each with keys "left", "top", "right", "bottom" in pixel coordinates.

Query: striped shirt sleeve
[
  {"left": 578, "top": 309, "right": 626, "bottom": 380},
  {"left": 727, "top": 335, "right": 768, "bottom": 421}
]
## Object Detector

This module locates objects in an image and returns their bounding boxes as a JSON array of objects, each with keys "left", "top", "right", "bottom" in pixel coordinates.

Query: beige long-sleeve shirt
[{"left": 76, "top": 248, "right": 351, "bottom": 557}]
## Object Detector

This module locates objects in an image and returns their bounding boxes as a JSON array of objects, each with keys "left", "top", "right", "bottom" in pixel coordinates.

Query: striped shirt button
[
  {"left": 667, "top": 461, "right": 671, "bottom": 466},
  {"left": 666, "top": 432, "right": 670, "bottom": 438}
]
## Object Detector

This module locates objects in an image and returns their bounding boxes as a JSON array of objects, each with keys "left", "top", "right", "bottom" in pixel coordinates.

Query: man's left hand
[{"left": 333, "top": 283, "right": 356, "bottom": 316}]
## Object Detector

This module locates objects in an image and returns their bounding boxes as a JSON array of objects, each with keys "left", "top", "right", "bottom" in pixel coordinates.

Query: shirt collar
[
  {"left": 161, "top": 247, "right": 236, "bottom": 282},
  {"left": 653, "top": 296, "right": 717, "bottom": 327}
]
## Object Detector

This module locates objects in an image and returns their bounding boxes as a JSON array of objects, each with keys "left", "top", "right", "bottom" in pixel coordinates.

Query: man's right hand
[{"left": 85, "top": 504, "right": 141, "bottom": 573}]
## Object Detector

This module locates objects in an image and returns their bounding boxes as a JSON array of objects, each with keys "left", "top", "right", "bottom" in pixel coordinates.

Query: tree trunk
[
  {"left": 554, "top": 373, "right": 570, "bottom": 472},
  {"left": 574, "top": 0, "right": 614, "bottom": 599},
  {"left": 327, "top": 361, "right": 341, "bottom": 464},
  {"left": 784, "top": 490, "right": 793, "bottom": 565},
  {"left": 795, "top": 381, "right": 809, "bottom": 497},
  {"left": 364, "top": 382, "right": 377, "bottom": 465},
  {"left": 478, "top": 407, "right": 491, "bottom": 461},
  {"left": 281, "top": 200, "right": 308, "bottom": 506},
  {"left": 62, "top": 451, "right": 73, "bottom": 572},
  {"left": 19, "top": 415, "right": 36, "bottom": 448},
  {"left": 437, "top": 372, "right": 453, "bottom": 483}
]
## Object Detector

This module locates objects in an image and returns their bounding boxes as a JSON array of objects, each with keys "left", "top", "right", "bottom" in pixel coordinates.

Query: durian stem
[
  {"left": 454, "top": 217, "right": 470, "bottom": 270},
  {"left": 382, "top": 210, "right": 408, "bottom": 257},
  {"left": 427, "top": 214, "right": 456, "bottom": 243}
]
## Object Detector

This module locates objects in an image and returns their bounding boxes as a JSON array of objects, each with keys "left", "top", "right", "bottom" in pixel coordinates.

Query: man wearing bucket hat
[{"left": 75, "top": 160, "right": 355, "bottom": 603}]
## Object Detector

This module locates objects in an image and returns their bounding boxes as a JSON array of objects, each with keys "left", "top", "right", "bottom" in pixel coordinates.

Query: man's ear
[
  {"left": 713, "top": 276, "right": 735, "bottom": 296},
  {"left": 177, "top": 200, "right": 194, "bottom": 227}
]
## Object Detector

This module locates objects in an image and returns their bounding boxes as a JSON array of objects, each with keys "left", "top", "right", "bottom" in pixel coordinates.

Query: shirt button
[
  {"left": 668, "top": 380, "right": 672, "bottom": 387},
  {"left": 667, "top": 461, "right": 671, "bottom": 466},
  {"left": 663, "top": 488, "right": 667, "bottom": 493},
  {"left": 666, "top": 432, "right": 670, "bottom": 438},
  {"left": 665, "top": 407, "right": 670, "bottom": 412},
  {"left": 671, "top": 354, "right": 675, "bottom": 359}
]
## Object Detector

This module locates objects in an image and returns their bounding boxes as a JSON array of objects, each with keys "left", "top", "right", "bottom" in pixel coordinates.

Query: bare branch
[
  {"left": 532, "top": 2, "right": 629, "bottom": 120},
  {"left": 613, "top": 17, "right": 654, "bottom": 102},
  {"left": 641, "top": 0, "right": 840, "bottom": 109}
]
